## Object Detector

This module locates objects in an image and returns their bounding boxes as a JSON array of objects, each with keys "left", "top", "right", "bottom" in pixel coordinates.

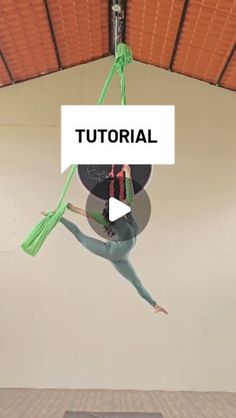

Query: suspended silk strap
[
  {"left": 21, "top": 43, "right": 132, "bottom": 256},
  {"left": 97, "top": 43, "right": 132, "bottom": 105}
]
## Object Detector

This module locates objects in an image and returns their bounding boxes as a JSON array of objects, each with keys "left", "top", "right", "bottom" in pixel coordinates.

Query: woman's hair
[{"left": 102, "top": 200, "right": 115, "bottom": 237}]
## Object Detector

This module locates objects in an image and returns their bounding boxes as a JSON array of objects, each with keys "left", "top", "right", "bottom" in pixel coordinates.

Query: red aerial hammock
[
  {"left": 21, "top": 43, "right": 132, "bottom": 256},
  {"left": 108, "top": 164, "right": 126, "bottom": 201},
  {"left": 117, "top": 166, "right": 125, "bottom": 201}
]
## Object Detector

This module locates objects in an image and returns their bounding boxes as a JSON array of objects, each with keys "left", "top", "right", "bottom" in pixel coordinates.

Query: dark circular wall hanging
[{"left": 77, "top": 165, "right": 152, "bottom": 200}]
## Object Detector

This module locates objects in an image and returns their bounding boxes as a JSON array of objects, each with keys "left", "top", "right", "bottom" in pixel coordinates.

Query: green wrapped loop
[{"left": 21, "top": 43, "right": 132, "bottom": 256}]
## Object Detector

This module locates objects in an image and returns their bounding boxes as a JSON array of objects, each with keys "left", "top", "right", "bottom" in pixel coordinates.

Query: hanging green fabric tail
[{"left": 21, "top": 43, "right": 132, "bottom": 256}]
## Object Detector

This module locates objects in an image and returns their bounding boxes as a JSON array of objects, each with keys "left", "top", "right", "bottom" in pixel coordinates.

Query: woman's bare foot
[{"left": 154, "top": 304, "right": 168, "bottom": 315}]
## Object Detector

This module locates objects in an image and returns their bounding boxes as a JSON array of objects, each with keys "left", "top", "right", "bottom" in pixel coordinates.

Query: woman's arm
[
  {"left": 41, "top": 203, "right": 108, "bottom": 228},
  {"left": 67, "top": 203, "right": 109, "bottom": 227},
  {"left": 67, "top": 203, "right": 93, "bottom": 219},
  {"left": 41, "top": 204, "right": 93, "bottom": 220}
]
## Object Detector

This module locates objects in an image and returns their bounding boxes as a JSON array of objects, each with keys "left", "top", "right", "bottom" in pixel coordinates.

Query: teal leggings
[{"left": 60, "top": 217, "right": 157, "bottom": 307}]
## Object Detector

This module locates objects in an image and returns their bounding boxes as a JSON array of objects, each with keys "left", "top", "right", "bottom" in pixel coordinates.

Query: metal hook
[{"left": 110, "top": 1, "right": 126, "bottom": 55}]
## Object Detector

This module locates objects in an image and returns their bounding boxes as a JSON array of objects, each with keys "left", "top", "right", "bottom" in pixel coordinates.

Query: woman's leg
[
  {"left": 112, "top": 259, "right": 157, "bottom": 307},
  {"left": 60, "top": 217, "right": 109, "bottom": 259}
]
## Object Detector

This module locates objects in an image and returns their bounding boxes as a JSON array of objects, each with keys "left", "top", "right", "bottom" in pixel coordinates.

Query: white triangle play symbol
[{"left": 109, "top": 197, "right": 131, "bottom": 222}]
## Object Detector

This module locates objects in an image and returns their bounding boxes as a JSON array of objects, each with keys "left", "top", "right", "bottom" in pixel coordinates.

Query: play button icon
[
  {"left": 108, "top": 197, "right": 131, "bottom": 222},
  {"left": 85, "top": 178, "right": 151, "bottom": 241}
]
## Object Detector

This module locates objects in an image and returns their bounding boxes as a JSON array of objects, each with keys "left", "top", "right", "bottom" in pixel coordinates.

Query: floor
[{"left": 0, "top": 389, "right": 235, "bottom": 418}]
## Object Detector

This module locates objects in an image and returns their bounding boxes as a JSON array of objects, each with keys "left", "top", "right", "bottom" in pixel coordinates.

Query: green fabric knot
[
  {"left": 97, "top": 43, "right": 132, "bottom": 106},
  {"left": 114, "top": 43, "right": 133, "bottom": 75}
]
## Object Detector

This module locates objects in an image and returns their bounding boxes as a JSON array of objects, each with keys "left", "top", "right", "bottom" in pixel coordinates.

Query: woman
[{"left": 42, "top": 165, "right": 168, "bottom": 314}]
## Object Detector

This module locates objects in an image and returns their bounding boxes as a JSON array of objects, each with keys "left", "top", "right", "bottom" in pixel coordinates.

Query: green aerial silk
[{"left": 21, "top": 43, "right": 132, "bottom": 256}]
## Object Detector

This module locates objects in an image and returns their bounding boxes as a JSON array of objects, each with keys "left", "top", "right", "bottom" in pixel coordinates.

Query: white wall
[{"left": 0, "top": 58, "right": 236, "bottom": 391}]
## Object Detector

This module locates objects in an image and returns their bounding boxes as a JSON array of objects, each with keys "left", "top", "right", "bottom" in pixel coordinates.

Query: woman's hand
[
  {"left": 41, "top": 210, "right": 55, "bottom": 216},
  {"left": 124, "top": 164, "right": 131, "bottom": 177},
  {"left": 67, "top": 203, "right": 77, "bottom": 212}
]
